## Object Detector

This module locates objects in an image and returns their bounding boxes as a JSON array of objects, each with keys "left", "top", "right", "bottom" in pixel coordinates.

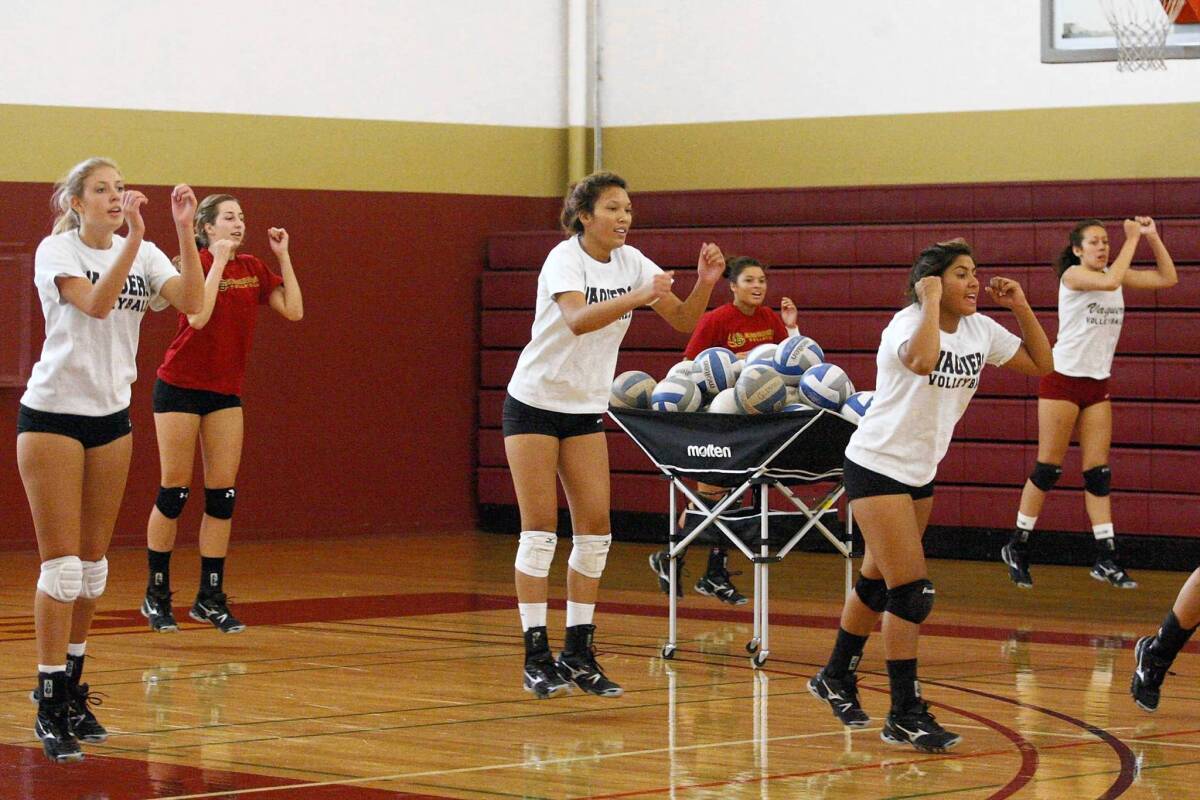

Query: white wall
[
  {"left": 598, "top": 0, "right": 1200, "bottom": 126},
  {"left": 0, "top": 0, "right": 566, "bottom": 127}
]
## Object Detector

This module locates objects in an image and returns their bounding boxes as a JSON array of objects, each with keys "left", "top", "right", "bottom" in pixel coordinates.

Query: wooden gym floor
[{"left": 0, "top": 530, "right": 1196, "bottom": 799}]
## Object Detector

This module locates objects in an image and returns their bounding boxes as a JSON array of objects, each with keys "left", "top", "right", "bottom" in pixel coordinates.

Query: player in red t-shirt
[
  {"left": 140, "top": 194, "right": 303, "bottom": 634},
  {"left": 649, "top": 256, "right": 798, "bottom": 604}
]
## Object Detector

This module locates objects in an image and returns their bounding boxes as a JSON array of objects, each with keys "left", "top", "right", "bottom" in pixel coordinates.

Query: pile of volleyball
[{"left": 610, "top": 335, "right": 875, "bottom": 425}]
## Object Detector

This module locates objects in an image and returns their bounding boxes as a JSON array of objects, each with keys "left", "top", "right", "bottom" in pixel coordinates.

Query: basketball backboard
[{"left": 1042, "top": 0, "right": 1200, "bottom": 62}]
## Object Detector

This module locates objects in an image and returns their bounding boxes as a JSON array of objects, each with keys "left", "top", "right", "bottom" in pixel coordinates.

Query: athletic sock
[
  {"left": 148, "top": 548, "right": 172, "bottom": 593},
  {"left": 1093, "top": 523, "right": 1115, "bottom": 548},
  {"left": 1149, "top": 610, "right": 1198, "bottom": 663},
  {"left": 887, "top": 658, "right": 921, "bottom": 712},
  {"left": 1013, "top": 513, "right": 1036, "bottom": 545},
  {"left": 200, "top": 556, "right": 225, "bottom": 594},
  {"left": 565, "top": 601, "right": 594, "bottom": 628},
  {"left": 825, "top": 628, "right": 869, "bottom": 677},
  {"left": 517, "top": 602, "right": 547, "bottom": 632}
]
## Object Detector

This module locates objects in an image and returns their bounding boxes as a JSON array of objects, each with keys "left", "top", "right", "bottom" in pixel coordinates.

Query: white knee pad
[
  {"left": 515, "top": 531, "right": 557, "bottom": 578},
  {"left": 37, "top": 556, "right": 83, "bottom": 603},
  {"left": 568, "top": 534, "right": 612, "bottom": 579},
  {"left": 79, "top": 557, "right": 108, "bottom": 600}
]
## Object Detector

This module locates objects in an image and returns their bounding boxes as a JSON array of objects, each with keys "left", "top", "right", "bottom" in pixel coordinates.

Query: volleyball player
[
  {"left": 142, "top": 193, "right": 303, "bottom": 634},
  {"left": 1002, "top": 218, "right": 1176, "bottom": 589},
  {"left": 504, "top": 171, "right": 725, "bottom": 698},
  {"left": 19, "top": 158, "right": 204, "bottom": 762},
  {"left": 648, "top": 255, "right": 798, "bottom": 605},
  {"left": 1131, "top": 567, "right": 1199, "bottom": 712},
  {"left": 807, "top": 239, "right": 1052, "bottom": 752}
]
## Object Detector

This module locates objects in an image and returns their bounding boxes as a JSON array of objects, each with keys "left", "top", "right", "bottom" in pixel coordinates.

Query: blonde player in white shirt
[
  {"left": 807, "top": 239, "right": 1053, "bottom": 753},
  {"left": 504, "top": 171, "right": 725, "bottom": 699},
  {"left": 17, "top": 158, "right": 204, "bottom": 762},
  {"left": 1002, "top": 218, "right": 1177, "bottom": 590}
]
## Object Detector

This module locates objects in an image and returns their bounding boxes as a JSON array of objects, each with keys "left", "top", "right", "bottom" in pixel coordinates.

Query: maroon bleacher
[{"left": 479, "top": 179, "right": 1200, "bottom": 538}]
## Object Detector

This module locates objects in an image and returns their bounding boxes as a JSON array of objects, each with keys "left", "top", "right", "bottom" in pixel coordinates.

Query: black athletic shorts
[
  {"left": 17, "top": 404, "right": 132, "bottom": 449},
  {"left": 153, "top": 379, "right": 242, "bottom": 416},
  {"left": 502, "top": 394, "right": 605, "bottom": 439},
  {"left": 843, "top": 457, "right": 935, "bottom": 501}
]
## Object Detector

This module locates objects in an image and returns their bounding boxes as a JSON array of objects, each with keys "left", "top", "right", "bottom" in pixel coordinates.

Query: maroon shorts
[{"left": 1037, "top": 371, "right": 1111, "bottom": 409}]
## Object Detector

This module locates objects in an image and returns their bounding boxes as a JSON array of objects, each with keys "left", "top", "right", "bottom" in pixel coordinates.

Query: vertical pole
[{"left": 590, "top": 0, "right": 602, "bottom": 169}]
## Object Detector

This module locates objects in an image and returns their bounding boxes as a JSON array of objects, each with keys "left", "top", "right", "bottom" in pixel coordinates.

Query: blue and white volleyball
[
  {"left": 692, "top": 347, "right": 738, "bottom": 396},
  {"left": 800, "top": 363, "right": 855, "bottom": 411},
  {"left": 781, "top": 403, "right": 809, "bottom": 413},
  {"left": 707, "top": 387, "right": 740, "bottom": 414},
  {"left": 652, "top": 377, "right": 702, "bottom": 412},
  {"left": 665, "top": 359, "right": 694, "bottom": 381},
  {"left": 735, "top": 363, "right": 787, "bottom": 415},
  {"left": 744, "top": 343, "right": 778, "bottom": 365},
  {"left": 773, "top": 335, "right": 824, "bottom": 385},
  {"left": 610, "top": 370, "right": 657, "bottom": 409},
  {"left": 839, "top": 391, "right": 875, "bottom": 425}
]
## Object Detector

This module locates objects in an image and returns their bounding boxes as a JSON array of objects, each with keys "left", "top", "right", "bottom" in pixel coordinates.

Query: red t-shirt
[
  {"left": 156, "top": 249, "right": 283, "bottom": 396},
  {"left": 683, "top": 303, "right": 790, "bottom": 359}
]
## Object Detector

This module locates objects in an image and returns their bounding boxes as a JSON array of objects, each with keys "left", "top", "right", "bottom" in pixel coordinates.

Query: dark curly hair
[
  {"left": 906, "top": 238, "right": 973, "bottom": 304},
  {"left": 559, "top": 171, "right": 628, "bottom": 235}
]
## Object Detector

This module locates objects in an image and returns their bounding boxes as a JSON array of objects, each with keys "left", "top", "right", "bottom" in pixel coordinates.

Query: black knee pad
[
  {"left": 204, "top": 487, "right": 237, "bottom": 520},
  {"left": 1029, "top": 461, "right": 1063, "bottom": 492},
  {"left": 854, "top": 575, "right": 888, "bottom": 613},
  {"left": 155, "top": 486, "right": 190, "bottom": 519},
  {"left": 1082, "top": 465, "right": 1111, "bottom": 497},
  {"left": 885, "top": 579, "right": 936, "bottom": 625}
]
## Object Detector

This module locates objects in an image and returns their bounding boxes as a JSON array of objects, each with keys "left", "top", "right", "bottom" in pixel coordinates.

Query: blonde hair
[
  {"left": 50, "top": 157, "right": 121, "bottom": 234},
  {"left": 193, "top": 194, "right": 240, "bottom": 248}
]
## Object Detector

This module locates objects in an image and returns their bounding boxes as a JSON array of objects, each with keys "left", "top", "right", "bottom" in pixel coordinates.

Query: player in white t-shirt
[
  {"left": 17, "top": 158, "right": 204, "bottom": 763},
  {"left": 1002, "top": 218, "right": 1177, "bottom": 591},
  {"left": 504, "top": 171, "right": 725, "bottom": 699},
  {"left": 807, "top": 239, "right": 1053, "bottom": 754}
]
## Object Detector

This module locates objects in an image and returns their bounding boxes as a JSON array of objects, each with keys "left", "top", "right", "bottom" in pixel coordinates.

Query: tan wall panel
[
  {"left": 0, "top": 104, "right": 567, "bottom": 197},
  {"left": 603, "top": 103, "right": 1200, "bottom": 191}
]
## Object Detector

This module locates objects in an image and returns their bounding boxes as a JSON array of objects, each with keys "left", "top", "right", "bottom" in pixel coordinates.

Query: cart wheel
[
  {"left": 751, "top": 652, "right": 768, "bottom": 669},
  {"left": 661, "top": 645, "right": 676, "bottom": 660},
  {"left": 745, "top": 638, "right": 760, "bottom": 654}
]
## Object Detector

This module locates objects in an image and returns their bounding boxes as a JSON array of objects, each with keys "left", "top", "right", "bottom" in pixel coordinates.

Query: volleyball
[
  {"left": 772, "top": 335, "right": 824, "bottom": 384},
  {"left": 781, "top": 403, "right": 809, "bottom": 412},
  {"left": 610, "top": 370, "right": 657, "bottom": 409},
  {"left": 839, "top": 390, "right": 875, "bottom": 424},
  {"left": 735, "top": 363, "right": 787, "bottom": 414},
  {"left": 692, "top": 347, "right": 738, "bottom": 396},
  {"left": 665, "top": 359, "right": 694, "bottom": 381},
  {"left": 800, "top": 363, "right": 855, "bottom": 411},
  {"left": 652, "top": 377, "right": 702, "bottom": 412},
  {"left": 707, "top": 387, "right": 740, "bottom": 414},
  {"left": 744, "top": 343, "right": 778, "bottom": 365}
]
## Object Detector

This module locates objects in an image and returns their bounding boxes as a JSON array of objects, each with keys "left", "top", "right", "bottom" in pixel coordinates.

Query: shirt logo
[
  {"left": 1085, "top": 302, "right": 1123, "bottom": 327},
  {"left": 728, "top": 332, "right": 746, "bottom": 348},
  {"left": 927, "top": 350, "right": 984, "bottom": 389},
  {"left": 219, "top": 276, "right": 261, "bottom": 293}
]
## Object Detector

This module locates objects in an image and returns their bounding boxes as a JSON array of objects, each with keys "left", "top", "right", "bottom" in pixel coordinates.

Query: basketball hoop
[{"left": 1099, "top": 0, "right": 1188, "bottom": 70}]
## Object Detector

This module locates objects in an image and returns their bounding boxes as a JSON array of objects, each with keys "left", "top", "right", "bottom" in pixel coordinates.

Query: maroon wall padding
[
  {"left": 0, "top": 181, "right": 559, "bottom": 551},
  {"left": 480, "top": 178, "right": 1200, "bottom": 539}
]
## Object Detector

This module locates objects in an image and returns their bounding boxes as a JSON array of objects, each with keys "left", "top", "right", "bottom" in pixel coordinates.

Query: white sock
[
  {"left": 1016, "top": 513, "right": 1037, "bottom": 531},
  {"left": 518, "top": 602, "right": 547, "bottom": 631},
  {"left": 1093, "top": 523, "right": 1115, "bottom": 541},
  {"left": 67, "top": 642, "right": 86, "bottom": 657},
  {"left": 38, "top": 664, "right": 66, "bottom": 674},
  {"left": 566, "top": 601, "right": 594, "bottom": 627}
]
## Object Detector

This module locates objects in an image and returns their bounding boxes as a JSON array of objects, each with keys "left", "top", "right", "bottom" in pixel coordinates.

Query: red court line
[
  {"left": 50, "top": 591, "right": 1195, "bottom": 657},
  {"left": 0, "top": 742, "right": 452, "bottom": 800}
]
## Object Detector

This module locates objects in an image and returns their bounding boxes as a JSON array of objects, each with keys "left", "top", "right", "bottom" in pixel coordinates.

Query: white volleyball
[
  {"left": 651, "top": 377, "right": 702, "bottom": 412},
  {"left": 610, "top": 370, "right": 657, "bottom": 409},
  {"left": 800, "top": 363, "right": 855, "bottom": 411},
  {"left": 692, "top": 347, "right": 738, "bottom": 397},
  {"left": 839, "top": 391, "right": 875, "bottom": 425},
  {"left": 744, "top": 343, "right": 778, "bottom": 365},
  {"left": 735, "top": 363, "right": 788, "bottom": 415},
  {"left": 665, "top": 360, "right": 694, "bottom": 381},
  {"left": 707, "top": 387, "right": 741, "bottom": 414},
  {"left": 772, "top": 335, "right": 824, "bottom": 385}
]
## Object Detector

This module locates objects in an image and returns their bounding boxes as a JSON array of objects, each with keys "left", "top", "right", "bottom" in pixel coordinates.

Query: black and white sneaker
[
  {"left": 1131, "top": 635, "right": 1172, "bottom": 712},
  {"left": 141, "top": 590, "right": 179, "bottom": 632},
  {"left": 523, "top": 655, "right": 571, "bottom": 699},
  {"left": 558, "top": 624, "right": 624, "bottom": 697},
  {"left": 1091, "top": 558, "right": 1137, "bottom": 589},
  {"left": 881, "top": 702, "right": 962, "bottom": 753},
  {"left": 648, "top": 551, "right": 683, "bottom": 598},
  {"left": 31, "top": 683, "right": 108, "bottom": 743},
  {"left": 694, "top": 550, "right": 748, "bottom": 606},
  {"left": 189, "top": 592, "right": 246, "bottom": 633},
  {"left": 1000, "top": 542, "right": 1033, "bottom": 589},
  {"left": 807, "top": 669, "right": 870, "bottom": 727},
  {"left": 35, "top": 702, "right": 83, "bottom": 763}
]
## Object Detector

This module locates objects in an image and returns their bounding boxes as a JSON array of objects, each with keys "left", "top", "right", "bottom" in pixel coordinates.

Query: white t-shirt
[
  {"left": 845, "top": 303, "right": 1022, "bottom": 486},
  {"left": 1052, "top": 275, "right": 1124, "bottom": 380},
  {"left": 21, "top": 230, "right": 179, "bottom": 416},
  {"left": 507, "top": 236, "right": 663, "bottom": 414}
]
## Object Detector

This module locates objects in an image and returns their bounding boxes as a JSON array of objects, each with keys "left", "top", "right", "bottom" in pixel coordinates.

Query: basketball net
[{"left": 1099, "top": 0, "right": 1187, "bottom": 70}]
